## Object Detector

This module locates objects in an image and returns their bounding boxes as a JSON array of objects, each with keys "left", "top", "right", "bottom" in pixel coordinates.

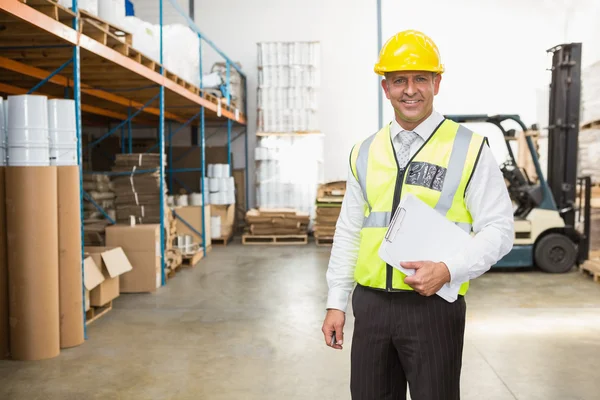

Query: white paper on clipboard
[{"left": 378, "top": 193, "right": 472, "bottom": 302}]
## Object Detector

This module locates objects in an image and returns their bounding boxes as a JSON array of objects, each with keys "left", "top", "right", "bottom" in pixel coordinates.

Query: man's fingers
[
  {"left": 400, "top": 261, "right": 424, "bottom": 269},
  {"left": 322, "top": 324, "right": 335, "bottom": 347},
  {"left": 334, "top": 323, "right": 344, "bottom": 346}
]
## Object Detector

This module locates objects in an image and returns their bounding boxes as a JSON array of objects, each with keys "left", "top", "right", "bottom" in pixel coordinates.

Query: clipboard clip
[{"left": 384, "top": 206, "right": 406, "bottom": 242}]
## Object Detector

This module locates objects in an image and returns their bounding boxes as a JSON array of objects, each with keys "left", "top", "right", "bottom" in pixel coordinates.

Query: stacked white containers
[
  {"left": 7, "top": 95, "right": 50, "bottom": 166},
  {"left": 48, "top": 99, "right": 77, "bottom": 166},
  {"left": 0, "top": 98, "right": 6, "bottom": 166},
  {"left": 255, "top": 42, "right": 323, "bottom": 221},
  {"left": 257, "top": 42, "right": 320, "bottom": 133},
  {"left": 206, "top": 164, "right": 235, "bottom": 205}
]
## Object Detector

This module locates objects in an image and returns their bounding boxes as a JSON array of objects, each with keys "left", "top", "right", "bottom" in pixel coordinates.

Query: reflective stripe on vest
[
  {"left": 434, "top": 125, "right": 473, "bottom": 216},
  {"left": 356, "top": 134, "right": 377, "bottom": 211},
  {"left": 349, "top": 119, "right": 486, "bottom": 294}
]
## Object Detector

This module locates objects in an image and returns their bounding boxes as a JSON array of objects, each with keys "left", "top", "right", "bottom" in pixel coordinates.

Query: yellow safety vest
[{"left": 349, "top": 119, "right": 486, "bottom": 294}]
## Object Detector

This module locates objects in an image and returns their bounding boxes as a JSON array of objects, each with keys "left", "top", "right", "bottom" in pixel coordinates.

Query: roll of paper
[
  {"left": 6, "top": 166, "right": 60, "bottom": 360},
  {"left": 57, "top": 166, "right": 84, "bottom": 349}
]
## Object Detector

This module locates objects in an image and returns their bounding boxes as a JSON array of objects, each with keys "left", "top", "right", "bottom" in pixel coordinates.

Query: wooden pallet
[
  {"left": 242, "top": 234, "right": 308, "bottom": 245},
  {"left": 580, "top": 260, "right": 600, "bottom": 283},
  {"left": 315, "top": 236, "right": 334, "bottom": 247},
  {"left": 212, "top": 234, "right": 233, "bottom": 246},
  {"left": 79, "top": 9, "right": 132, "bottom": 44},
  {"left": 86, "top": 301, "right": 112, "bottom": 326},
  {"left": 20, "top": 0, "right": 76, "bottom": 26},
  {"left": 181, "top": 245, "right": 212, "bottom": 267}
]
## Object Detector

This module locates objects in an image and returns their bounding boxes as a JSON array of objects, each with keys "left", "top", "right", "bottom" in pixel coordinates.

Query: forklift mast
[{"left": 547, "top": 43, "right": 582, "bottom": 227}]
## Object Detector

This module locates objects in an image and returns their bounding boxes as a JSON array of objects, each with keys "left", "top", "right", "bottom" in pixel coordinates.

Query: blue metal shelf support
[
  {"left": 70, "top": 0, "right": 86, "bottom": 337},
  {"left": 244, "top": 75, "right": 248, "bottom": 211},
  {"left": 86, "top": 94, "right": 159, "bottom": 150},
  {"left": 159, "top": 0, "right": 166, "bottom": 286},
  {"left": 199, "top": 32, "right": 207, "bottom": 257},
  {"left": 168, "top": 121, "right": 173, "bottom": 193},
  {"left": 27, "top": 58, "right": 73, "bottom": 94},
  {"left": 83, "top": 191, "right": 116, "bottom": 224}
]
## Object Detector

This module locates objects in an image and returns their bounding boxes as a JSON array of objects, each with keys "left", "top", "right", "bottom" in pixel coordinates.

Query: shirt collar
[{"left": 390, "top": 109, "right": 445, "bottom": 141}]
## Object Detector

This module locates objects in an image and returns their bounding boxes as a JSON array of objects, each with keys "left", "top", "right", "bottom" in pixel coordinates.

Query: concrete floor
[{"left": 1, "top": 242, "right": 600, "bottom": 400}]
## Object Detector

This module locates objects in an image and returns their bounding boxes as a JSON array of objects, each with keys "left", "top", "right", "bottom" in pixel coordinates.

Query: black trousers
[{"left": 350, "top": 284, "right": 466, "bottom": 400}]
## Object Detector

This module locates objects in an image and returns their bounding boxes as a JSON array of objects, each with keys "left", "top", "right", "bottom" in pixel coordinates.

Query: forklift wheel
[{"left": 534, "top": 233, "right": 577, "bottom": 273}]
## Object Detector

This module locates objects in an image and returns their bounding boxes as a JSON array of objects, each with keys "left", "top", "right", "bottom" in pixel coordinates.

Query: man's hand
[
  {"left": 402, "top": 261, "right": 451, "bottom": 296},
  {"left": 322, "top": 309, "right": 345, "bottom": 350}
]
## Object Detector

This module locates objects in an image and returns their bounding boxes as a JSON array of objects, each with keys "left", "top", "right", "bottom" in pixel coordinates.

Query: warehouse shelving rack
[{"left": 0, "top": 0, "right": 248, "bottom": 331}]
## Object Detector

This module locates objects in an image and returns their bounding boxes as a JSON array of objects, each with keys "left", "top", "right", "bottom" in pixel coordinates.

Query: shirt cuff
[
  {"left": 442, "top": 254, "right": 469, "bottom": 287},
  {"left": 326, "top": 287, "right": 352, "bottom": 313}
]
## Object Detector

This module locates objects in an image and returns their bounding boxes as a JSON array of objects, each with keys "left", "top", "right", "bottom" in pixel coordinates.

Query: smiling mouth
[{"left": 401, "top": 100, "right": 421, "bottom": 104}]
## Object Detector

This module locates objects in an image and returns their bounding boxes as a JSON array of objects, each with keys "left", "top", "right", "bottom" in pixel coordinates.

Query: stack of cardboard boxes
[
  {"left": 314, "top": 181, "right": 346, "bottom": 246},
  {"left": 111, "top": 154, "right": 163, "bottom": 224},
  {"left": 242, "top": 208, "right": 310, "bottom": 244}
]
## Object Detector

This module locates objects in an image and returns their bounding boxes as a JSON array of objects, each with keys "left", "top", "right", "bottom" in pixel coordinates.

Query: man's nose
[{"left": 404, "top": 80, "right": 417, "bottom": 96}]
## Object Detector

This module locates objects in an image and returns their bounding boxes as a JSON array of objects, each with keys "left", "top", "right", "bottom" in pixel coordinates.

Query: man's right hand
[{"left": 322, "top": 309, "right": 345, "bottom": 350}]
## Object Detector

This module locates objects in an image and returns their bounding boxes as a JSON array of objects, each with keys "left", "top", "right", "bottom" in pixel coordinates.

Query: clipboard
[{"left": 377, "top": 193, "right": 472, "bottom": 302}]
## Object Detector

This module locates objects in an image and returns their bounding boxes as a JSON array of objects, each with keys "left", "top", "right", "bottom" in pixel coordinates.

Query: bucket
[
  {"left": 7, "top": 95, "right": 48, "bottom": 131},
  {"left": 175, "top": 194, "right": 188, "bottom": 207},
  {"left": 207, "top": 164, "right": 215, "bottom": 177},
  {"left": 209, "top": 178, "right": 219, "bottom": 192},
  {"left": 8, "top": 128, "right": 49, "bottom": 146},
  {"left": 209, "top": 193, "right": 219, "bottom": 205},
  {"left": 49, "top": 130, "right": 76, "bottom": 148},
  {"left": 0, "top": 146, "right": 6, "bottom": 166},
  {"left": 8, "top": 145, "right": 50, "bottom": 166},
  {"left": 48, "top": 99, "right": 76, "bottom": 136},
  {"left": 218, "top": 178, "right": 228, "bottom": 192},
  {"left": 210, "top": 216, "right": 222, "bottom": 239},
  {"left": 49, "top": 145, "right": 77, "bottom": 166},
  {"left": 189, "top": 192, "right": 203, "bottom": 206},
  {"left": 227, "top": 192, "right": 236, "bottom": 205}
]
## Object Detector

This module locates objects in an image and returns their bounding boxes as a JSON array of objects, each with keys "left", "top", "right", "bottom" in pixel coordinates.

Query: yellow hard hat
[{"left": 374, "top": 30, "right": 444, "bottom": 75}]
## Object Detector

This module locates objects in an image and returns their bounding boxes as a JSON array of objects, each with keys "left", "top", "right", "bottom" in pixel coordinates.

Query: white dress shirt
[{"left": 326, "top": 110, "right": 515, "bottom": 312}]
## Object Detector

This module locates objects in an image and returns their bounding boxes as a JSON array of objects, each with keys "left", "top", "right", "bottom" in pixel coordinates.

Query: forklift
[{"left": 445, "top": 43, "right": 591, "bottom": 273}]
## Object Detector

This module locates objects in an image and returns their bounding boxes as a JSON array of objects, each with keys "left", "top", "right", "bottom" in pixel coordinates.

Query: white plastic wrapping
[{"left": 254, "top": 134, "right": 324, "bottom": 220}]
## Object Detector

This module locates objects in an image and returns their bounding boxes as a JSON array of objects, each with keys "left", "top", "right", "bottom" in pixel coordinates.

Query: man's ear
[
  {"left": 381, "top": 78, "right": 391, "bottom": 100},
  {"left": 433, "top": 73, "right": 442, "bottom": 96}
]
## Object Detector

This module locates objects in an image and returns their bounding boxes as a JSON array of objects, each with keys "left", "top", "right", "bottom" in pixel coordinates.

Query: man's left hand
[{"left": 401, "top": 261, "right": 451, "bottom": 296}]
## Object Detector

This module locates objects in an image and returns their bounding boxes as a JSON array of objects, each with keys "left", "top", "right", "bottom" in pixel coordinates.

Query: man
[{"left": 321, "top": 30, "right": 514, "bottom": 400}]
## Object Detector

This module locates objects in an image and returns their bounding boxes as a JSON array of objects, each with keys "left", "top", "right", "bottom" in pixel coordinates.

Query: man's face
[{"left": 382, "top": 71, "right": 441, "bottom": 127}]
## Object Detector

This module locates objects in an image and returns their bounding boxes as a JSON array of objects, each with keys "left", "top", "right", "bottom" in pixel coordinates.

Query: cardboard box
[
  {"left": 210, "top": 204, "right": 235, "bottom": 238},
  {"left": 84, "top": 290, "right": 90, "bottom": 313},
  {"left": 84, "top": 247, "right": 133, "bottom": 307},
  {"left": 105, "top": 224, "right": 162, "bottom": 293},
  {"left": 83, "top": 256, "right": 104, "bottom": 311},
  {"left": 173, "top": 205, "right": 212, "bottom": 246}
]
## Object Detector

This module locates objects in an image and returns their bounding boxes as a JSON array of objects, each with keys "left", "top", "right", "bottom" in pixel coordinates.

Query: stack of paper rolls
[{"left": 206, "top": 164, "right": 235, "bottom": 205}]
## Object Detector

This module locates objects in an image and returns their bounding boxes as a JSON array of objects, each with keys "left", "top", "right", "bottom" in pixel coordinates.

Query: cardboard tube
[
  {"left": 58, "top": 166, "right": 84, "bottom": 349},
  {"left": 6, "top": 167, "right": 59, "bottom": 360},
  {"left": 0, "top": 167, "right": 9, "bottom": 359}
]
